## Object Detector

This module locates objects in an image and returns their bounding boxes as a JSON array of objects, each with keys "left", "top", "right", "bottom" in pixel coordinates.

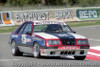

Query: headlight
[
  {"left": 77, "top": 40, "right": 88, "bottom": 45},
  {"left": 47, "top": 40, "right": 60, "bottom": 45}
]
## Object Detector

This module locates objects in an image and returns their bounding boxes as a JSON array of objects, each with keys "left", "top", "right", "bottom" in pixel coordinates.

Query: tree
[{"left": 41, "top": 0, "right": 45, "bottom": 4}]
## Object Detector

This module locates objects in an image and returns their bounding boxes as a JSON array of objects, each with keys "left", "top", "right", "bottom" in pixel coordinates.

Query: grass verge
[
  {"left": 0, "top": 26, "right": 18, "bottom": 33},
  {"left": 0, "top": 21, "right": 100, "bottom": 33},
  {"left": 67, "top": 21, "right": 100, "bottom": 27}
]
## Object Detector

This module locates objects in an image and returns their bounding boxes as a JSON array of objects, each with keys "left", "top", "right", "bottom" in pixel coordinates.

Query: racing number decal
[{"left": 22, "top": 34, "right": 26, "bottom": 44}]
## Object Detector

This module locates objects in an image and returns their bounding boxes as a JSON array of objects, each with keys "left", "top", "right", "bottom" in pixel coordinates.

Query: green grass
[
  {"left": 0, "top": 21, "right": 100, "bottom": 33},
  {"left": 67, "top": 21, "right": 100, "bottom": 27},
  {"left": 0, "top": 26, "right": 18, "bottom": 33}
]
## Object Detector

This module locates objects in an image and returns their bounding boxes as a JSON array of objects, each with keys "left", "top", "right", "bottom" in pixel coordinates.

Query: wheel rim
[
  {"left": 33, "top": 43, "right": 39, "bottom": 57},
  {"left": 11, "top": 42, "right": 15, "bottom": 54}
]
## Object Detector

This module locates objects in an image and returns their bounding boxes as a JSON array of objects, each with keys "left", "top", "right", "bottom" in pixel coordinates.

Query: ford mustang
[{"left": 9, "top": 20, "right": 90, "bottom": 60}]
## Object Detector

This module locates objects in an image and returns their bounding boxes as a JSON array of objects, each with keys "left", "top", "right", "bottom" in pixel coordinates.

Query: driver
[{"left": 45, "top": 24, "right": 63, "bottom": 32}]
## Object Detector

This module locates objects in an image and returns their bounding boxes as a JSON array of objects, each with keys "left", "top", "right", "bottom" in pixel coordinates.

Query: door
[
  {"left": 16, "top": 24, "right": 26, "bottom": 45},
  {"left": 21, "top": 23, "right": 33, "bottom": 53},
  {"left": 22, "top": 23, "right": 32, "bottom": 45}
]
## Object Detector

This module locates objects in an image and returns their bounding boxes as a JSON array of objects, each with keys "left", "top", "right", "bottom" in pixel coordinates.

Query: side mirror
[
  {"left": 73, "top": 31, "right": 76, "bottom": 33},
  {"left": 26, "top": 31, "right": 31, "bottom": 35}
]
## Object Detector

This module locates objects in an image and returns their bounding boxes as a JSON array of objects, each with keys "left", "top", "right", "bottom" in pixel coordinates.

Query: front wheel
[
  {"left": 74, "top": 56, "right": 86, "bottom": 60},
  {"left": 11, "top": 40, "right": 23, "bottom": 56},
  {"left": 33, "top": 42, "right": 41, "bottom": 58}
]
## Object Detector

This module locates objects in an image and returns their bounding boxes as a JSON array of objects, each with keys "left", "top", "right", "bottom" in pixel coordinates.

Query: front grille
[
  {"left": 80, "top": 46, "right": 90, "bottom": 49},
  {"left": 61, "top": 39, "right": 75, "bottom": 45},
  {"left": 60, "top": 51, "right": 75, "bottom": 55}
]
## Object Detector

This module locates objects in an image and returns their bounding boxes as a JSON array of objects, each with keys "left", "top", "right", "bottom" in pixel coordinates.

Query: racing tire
[
  {"left": 74, "top": 56, "right": 86, "bottom": 60},
  {"left": 33, "top": 42, "right": 41, "bottom": 58},
  {"left": 11, "top": 40, "right": 23, "bottom": 56}
]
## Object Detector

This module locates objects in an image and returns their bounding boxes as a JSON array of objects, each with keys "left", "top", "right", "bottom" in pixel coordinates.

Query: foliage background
[
  {"left": 0, "top": 0, "right": 100, "bottom": 33},
  {"left": 0, "top": 0, "right": 100, "bottom": 11},
  {"left": 0, "top": 0, "right": 100, "bottom": 7}
]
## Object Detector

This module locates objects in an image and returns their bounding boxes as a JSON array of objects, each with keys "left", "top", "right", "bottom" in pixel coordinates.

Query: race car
[{"left": 9, "top": 20, "right": 90, "bottom": 60}]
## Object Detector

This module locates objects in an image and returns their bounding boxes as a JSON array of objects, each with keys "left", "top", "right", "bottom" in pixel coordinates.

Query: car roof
[{"left": 24, "top": 20, "right": 67, "bottom": 25}]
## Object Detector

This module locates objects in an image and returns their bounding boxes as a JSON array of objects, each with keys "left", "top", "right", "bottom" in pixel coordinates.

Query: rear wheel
[
  {"left": 74, "top": 56, "right": 86, "bottom": 60},
  {"left": 11, "top": 40, "right": 23, "bottom": 56},
  {"left": 33, "top": 42, "right": 41, "bottom": 58}
]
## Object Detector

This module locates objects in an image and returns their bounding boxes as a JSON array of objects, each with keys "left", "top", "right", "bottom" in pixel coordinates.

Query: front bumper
[{"left": 40, "top": 49, "right": 89, "bottom": 56}]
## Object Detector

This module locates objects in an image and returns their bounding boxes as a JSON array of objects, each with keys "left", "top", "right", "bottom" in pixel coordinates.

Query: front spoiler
[{"left": 40, "top": 49, "right": 89, "bottom": 56}]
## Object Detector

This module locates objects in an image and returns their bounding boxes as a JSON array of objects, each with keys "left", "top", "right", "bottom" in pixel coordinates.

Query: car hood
[{"left": 35, "top": 32, "right": 86, "bottom": 39}]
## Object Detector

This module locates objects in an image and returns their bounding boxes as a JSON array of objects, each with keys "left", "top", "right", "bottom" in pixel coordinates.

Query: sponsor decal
[
  {"left": 12, "top": 35, "right": 18, "bottom": 38},
  {"left": 76, "top": 9, "right": 100, "bottom": 20},
  {"left": 26, "top": 38, "right": 31, "bottom": 42},
  {"left": 58, "top": 46, "right": 80, "bottom": 50},
  {"left": 33, "top": 37, "right": 45, "bottom": 46},
  {"left": 33, "top": 37, "right": 42, "bottom": 41},
  {"left": 34, "top": 21, "right": 66, "bottom": 25},
  {"left": 40, "top": 49, "right": 45, "bottom": 54},
  {"left": 22, "top": 34, "right": 27, "bottom": 44}
]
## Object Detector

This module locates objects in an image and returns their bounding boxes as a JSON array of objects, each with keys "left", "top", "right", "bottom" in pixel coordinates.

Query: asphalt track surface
[{"left": 0, "top": 25, "right": 100, "bottom": 67}]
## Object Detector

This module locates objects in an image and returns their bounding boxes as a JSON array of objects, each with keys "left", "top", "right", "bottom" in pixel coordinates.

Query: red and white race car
[{"left": 9, "top": 20, "right": 90, "bottom": 60}]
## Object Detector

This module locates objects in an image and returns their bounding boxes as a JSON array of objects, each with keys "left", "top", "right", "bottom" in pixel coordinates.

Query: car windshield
[{"left": 33, "top": 24, "right": 73, "bottom": 33}]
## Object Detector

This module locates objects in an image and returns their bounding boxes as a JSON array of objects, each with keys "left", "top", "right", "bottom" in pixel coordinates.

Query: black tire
[
  {"left": 74, "top": 56, "right": 86, "bottom": 60},
  {"left": 11, "top": 40, "right": 23, "bottom": 56},
  {"left": 33, "top": 42, "right": 41, "bottom": 58}
]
